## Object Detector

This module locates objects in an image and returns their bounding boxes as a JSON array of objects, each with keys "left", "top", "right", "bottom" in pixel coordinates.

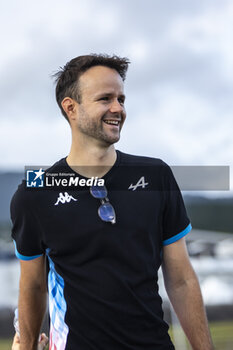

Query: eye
[
  {"left": 99, "top": 96, "right": 109, "bottom": 101},
  {"left": 118, "top": 98, "right": 125, "bottom": 105}
]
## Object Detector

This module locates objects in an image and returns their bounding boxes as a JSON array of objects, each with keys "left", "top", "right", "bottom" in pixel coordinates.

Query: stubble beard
[{"left": 77, "top": 110, "right": 121, "bottom": 146}]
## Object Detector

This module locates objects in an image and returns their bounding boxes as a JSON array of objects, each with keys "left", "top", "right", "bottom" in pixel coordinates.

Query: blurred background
[{"left": 0, "top": 0, "right": 233, "bottom": 349}]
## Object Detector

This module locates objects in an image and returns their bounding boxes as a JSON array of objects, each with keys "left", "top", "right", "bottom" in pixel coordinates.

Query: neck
[{"left": 66, "top": 138, "right": 117, "bottom": 178}]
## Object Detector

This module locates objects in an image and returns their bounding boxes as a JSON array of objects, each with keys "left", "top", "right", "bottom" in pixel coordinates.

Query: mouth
[{"left": 103, "top": 119, "right": 121, "bottom": 127}]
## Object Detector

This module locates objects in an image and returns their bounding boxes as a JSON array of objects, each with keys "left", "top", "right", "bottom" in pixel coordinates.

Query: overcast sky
[{"left": 0, "top": 0, "right": 232, "bottom": 191}]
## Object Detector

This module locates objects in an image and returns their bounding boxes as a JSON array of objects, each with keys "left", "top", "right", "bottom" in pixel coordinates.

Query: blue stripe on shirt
[
  {"left": 13, "top": 240, "right": 43, "bottom": 260},
  {"left": 163, "top": 223, "right": 192, "bottom": 246}
]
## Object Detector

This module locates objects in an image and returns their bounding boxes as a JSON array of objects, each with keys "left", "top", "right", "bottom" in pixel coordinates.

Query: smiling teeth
[{"left": 104, "top": 120, "right": 119, "bottom": 125}]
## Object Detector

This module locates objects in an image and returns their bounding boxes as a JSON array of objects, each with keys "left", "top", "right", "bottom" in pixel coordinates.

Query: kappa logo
[
  {"left": 128, "top": 176, "right": 149, "bottom": 191},
  {"left": 54, "top": 192, "right": 77, "bottom": 206}
]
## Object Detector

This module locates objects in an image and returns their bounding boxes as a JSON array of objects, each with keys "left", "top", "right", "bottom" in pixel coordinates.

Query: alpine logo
[
  {"left": 128, "top": 176, "right": 149, "bottom": 191},
  {"left": 54, "top": 192, "right": 77, "bottom": 206}
]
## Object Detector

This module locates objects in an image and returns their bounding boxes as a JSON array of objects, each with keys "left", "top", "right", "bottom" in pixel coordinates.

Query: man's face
[{"left": 75, "top": 65, "right": 126, "bottom": 146}]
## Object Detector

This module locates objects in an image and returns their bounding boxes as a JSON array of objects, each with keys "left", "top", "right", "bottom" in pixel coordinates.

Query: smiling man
[{"left": 11, "top": 54, "right": 213, "bottom": 350}]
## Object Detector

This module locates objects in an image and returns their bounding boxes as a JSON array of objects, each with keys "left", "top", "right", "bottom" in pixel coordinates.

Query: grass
[
  {"left": 0, "top": 339, "right": 10, "bottom": 350},
  {"left": 1, "top": 321, "right": 232, "bottom": 350},
  {"left": 169, "top": 321, "right": 233, "bottom": 350}
]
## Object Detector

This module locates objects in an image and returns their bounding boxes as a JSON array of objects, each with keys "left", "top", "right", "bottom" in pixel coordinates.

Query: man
[{"left": 11, "top": 54, "right": 214, "bottom": 350}]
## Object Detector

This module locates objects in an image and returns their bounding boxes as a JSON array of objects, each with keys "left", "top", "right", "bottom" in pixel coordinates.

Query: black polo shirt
[{"left": 11, "top": 150, "right": 191, "bottom": 350}]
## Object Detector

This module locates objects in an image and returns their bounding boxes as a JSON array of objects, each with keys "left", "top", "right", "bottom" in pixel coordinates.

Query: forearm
[
  {"left": 167, "top": 272, "right": 213, "bottom": 350},
  {"left": 18, "top": 286, "right": 47, "bottom": 350}
]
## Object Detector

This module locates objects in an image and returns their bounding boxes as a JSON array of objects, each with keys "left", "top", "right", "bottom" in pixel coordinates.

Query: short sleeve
[
  {"left": 10, "top": 182, "right": 45, "bottom": 260},
  {"left": 162, "top": 164, "right": 192, "bottom": 245}
]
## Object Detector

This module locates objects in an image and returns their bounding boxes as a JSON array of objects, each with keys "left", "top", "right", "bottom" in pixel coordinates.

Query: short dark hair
[{"left": 53, "top": 54, "right": 130, "bottom": 121}]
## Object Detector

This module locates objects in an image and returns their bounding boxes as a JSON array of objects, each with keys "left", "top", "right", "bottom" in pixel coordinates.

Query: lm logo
[{"left": 26, "top": 168, "right": 45, "bottom": 188}]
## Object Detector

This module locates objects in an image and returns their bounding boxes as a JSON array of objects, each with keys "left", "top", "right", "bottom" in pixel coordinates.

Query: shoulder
[
  {"left": 10, "top": 180, "right": 35, "bottom": 222},
  {"left": 11, "top": 180, "right": 32, "bottom": 208},
  {"left": 117, "top": 150, "right": 172, "bottom": 177},
  {"left": 117, "top": 150, "right": 167, "bottom": 167},
  {"left": 116, "top": 151, "right": 175, "bottom": 190},
  {"left": 11, "top": 158, "right": 66, "bottom": 212}
]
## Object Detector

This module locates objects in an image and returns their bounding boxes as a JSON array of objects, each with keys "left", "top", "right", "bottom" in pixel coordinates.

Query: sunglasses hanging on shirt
[{"left": 90, "top": 185, "right": 116, "bottom": 224}]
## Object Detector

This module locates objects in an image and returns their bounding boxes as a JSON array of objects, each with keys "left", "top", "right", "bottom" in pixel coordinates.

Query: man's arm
[
  {"left": 12, "top": 333, "right": 48, "bottom": 350},
  {"left": 162, "top": 237, "right": 214, "bottom": 350},
  {"left": 18, "top": 255, "right": 47, "bottom": 350}
]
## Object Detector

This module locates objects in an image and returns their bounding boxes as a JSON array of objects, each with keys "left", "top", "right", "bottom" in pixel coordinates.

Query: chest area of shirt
[
  {"left": 37, "top": 190, "right": 164, "bottom": 256},
  {"left": 39, "top": 189, "right": 164, "bottom": 226}
]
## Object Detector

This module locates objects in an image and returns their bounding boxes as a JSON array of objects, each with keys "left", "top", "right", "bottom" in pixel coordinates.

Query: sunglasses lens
[
  {"left": 98, "top": 202, "right": 116, "bottom": 224},
  {"left": 90, "top": 185, "right": 108, "bottom": 199},
  {"left": 90, "top": 185, "right": 116, "bottom": 224}
]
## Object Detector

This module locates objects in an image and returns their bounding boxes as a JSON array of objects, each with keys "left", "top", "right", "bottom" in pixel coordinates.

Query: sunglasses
[{"left": 90, "top": 185, "right": 116, "bottom": 224}]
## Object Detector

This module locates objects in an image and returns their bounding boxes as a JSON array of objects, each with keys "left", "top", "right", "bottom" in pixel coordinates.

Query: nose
[{"left": 109, "top": 99, "right": 124, "bottom": 114}]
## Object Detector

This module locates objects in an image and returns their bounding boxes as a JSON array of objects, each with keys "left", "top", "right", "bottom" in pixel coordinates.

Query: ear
[{"left": 61, "top": 97, "right": 78, "bottom": 122}]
